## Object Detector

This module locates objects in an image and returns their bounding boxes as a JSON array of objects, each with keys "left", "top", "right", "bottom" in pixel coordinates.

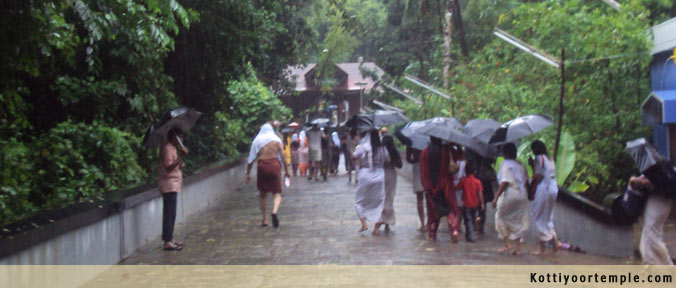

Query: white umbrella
[{"left": 489, "top": 114, "right": 554, "bottom": 144}]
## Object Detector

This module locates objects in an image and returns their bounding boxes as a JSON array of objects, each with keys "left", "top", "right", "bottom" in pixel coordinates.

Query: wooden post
[{"left": 554, "top": 49, "right": 565, "bottom": 159}]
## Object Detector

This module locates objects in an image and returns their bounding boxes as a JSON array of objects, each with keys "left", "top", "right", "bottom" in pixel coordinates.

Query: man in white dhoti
[
  {"left": 630, "top": 175, "right": 674, "bottom": 265},
  {"left": 492, "top": 143, "right": 529, "bottom": 255},
  {"left": 353, "top": 130, "right": 389, "bottom": 233},
  {"left": 307, "top": 126, "right": 324, "bottom": 181}
]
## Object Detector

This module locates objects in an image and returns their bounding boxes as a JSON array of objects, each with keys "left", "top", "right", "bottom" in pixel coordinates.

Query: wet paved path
[{"left": 121, "top": 163, "right": 634, "bottom": 265}]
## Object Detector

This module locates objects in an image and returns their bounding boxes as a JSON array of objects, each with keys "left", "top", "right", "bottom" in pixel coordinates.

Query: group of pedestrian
[
  {"left": 295, "top": 126, "right": 342, "bottom": 181},
  {"left": 388, "top": 138, "right": 560, "bottom": 256},
  {"left": 492, "top": 141, "right": 560, "bottom": 255},
  {"left": 241, "top": 121, "right": 363, "bottom": 231},
  {"left": 156, "top": 118, "right": 672, "bottom": 265},
  {"left": 282, "top": 126, "right": 361, "bottom": 182},
  {"left": 181, "top": 119, "right": 561, "bottom": 256}
]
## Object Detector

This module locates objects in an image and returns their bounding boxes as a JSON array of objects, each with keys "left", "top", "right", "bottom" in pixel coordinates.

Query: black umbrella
[
  {"left": 346, "top": 110, "right": 409, "bottom": 132},
  {"left": 626, "top": 138, "right": 665, "bottom": 173},
  {"left": 142, "top": 107, "right": 202, "bottom": 147},
  {"left": 489, "top": 114, "right": 554, "bottom": 144},
  {"left": 395, "top": 120, "right": 432, "bottom": 150},
  {"left": 463, "top": 119, "right": 500, "bottom": 157},
  {"left": 417, "top": 117, "right": 479, "bottom": 149},
  {"left": 280, "top": 127, "right": 296, "bottom": 134},
  {"left": 626, "top": 138, "right": 676, "bottom": 200}
]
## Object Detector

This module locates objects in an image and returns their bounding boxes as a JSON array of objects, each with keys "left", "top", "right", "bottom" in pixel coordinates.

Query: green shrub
[
  {"left": 0, "top": 138, "right": 38, "bottom": 224},
  {"left": 33, "top": 121, "right": 146, "bottom": 209}
]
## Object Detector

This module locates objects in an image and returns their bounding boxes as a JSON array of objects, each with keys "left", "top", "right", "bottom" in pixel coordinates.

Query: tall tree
[
  {"left": 442, "top": 0, "right": 454, "bottom": 89},
  {"left": 453, "top": 0, "right": 469, "bottom": 59}
]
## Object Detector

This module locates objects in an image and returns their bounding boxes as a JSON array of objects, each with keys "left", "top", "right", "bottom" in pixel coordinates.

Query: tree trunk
[
  {"left": 436, "top": 0, "right": 444, "bottom": 36},
  {"left": 554, "top": 49, "right": 565, "bottom": 159},
  {"left": 417, "top": 0, "right": 429, "bottom": 81},
  {"left": 607, "top": 60, "right": 619, "bottom": 133},
  {"left": 442, "top": 0, "right": 454, "bottom": 115},
  {"left": 442, "top": 0, "right": 453, "bottom": 90},
  {"left": 453, "top": 0, "right": 469, "bottom": 60},
  {"left": 636, "top": 62, "right": 642, "bottom": 105}
]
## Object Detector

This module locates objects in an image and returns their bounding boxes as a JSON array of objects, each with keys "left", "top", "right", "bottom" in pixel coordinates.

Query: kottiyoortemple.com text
[{"left": 530, "top": 272, "right": 672, "bottom": 285}]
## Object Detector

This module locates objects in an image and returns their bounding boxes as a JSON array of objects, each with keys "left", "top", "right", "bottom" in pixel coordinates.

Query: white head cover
[
  {"left": 332, "top": 131, "right": 340, "bottom": 147},
  {"left": 356, "top": 133, "right": 374, "bottom": 170},
  {"left": 299, "top": 130, "right": 307, "bottom": 145},
  {"left": 248, "top": 124, "right": 282, "bottom": 164}
]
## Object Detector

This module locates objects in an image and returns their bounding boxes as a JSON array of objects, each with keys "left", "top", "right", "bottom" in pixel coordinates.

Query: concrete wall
[
  {"left": 0, "top": 159, "right": 249, "bottom": 265},
  {"left": 397, "top": 161, "right": 634, "bottom": 258},
  {"left": 538, "top": 202, "right": 633, "bottom": 257}
]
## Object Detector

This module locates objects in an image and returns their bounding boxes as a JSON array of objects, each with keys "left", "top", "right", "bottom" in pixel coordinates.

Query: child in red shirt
[{"left": 457, "top": 162, "right": 484, "bottom": 242}]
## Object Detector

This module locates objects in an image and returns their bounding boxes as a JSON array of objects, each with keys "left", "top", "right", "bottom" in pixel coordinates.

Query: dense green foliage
[
  {"left": 186, "top": 65, "right": 292, "bottom": 170},
  {"left": 450, "top": 0, "right": 654, "bottom": 201},
  {"left": 0, "top": 0, "right": 300, "bottom": 224},
  {"left": 164, "top": 0, "right": 306, "bottom": 169},
  {"left": 1, "top": 0, "right": 192, "bottom": 223}
]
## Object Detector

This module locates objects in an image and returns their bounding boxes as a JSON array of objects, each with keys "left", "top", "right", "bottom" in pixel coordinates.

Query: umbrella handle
[{"left": 176, "top": 135, "right": 185, "bottom": 151}]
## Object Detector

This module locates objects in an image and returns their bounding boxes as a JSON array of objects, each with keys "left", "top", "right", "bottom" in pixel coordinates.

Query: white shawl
[
  {"left": 498, "top": 159, "right": 527, "bottom": 195},
  {"left": 248, "top": 124, "right": 282, "bottom": 164},
  {"left": 332, "top": 131, "right": 340, "bottom": 147},
  {"left": 299, "top": 130, "right": 306, "bottom": 145},
  {"left": 354, "top": 135, "right": 374, "bottom": 171}
]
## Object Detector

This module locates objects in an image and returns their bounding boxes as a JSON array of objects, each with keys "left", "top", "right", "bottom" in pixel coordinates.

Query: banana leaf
[{"left": 556, "top": 131, "right": 576, "bottom": 186}]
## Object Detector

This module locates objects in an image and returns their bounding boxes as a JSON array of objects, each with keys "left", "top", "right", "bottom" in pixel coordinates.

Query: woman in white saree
[
  {"left": 353, "top": 130, "right": 389, "bottom": 233},
  {"left": 492, "top": 143, "right": 529, "bottom": 255},
  {"left": 529, "top": 140, "right": 561, "bottom": 255}
]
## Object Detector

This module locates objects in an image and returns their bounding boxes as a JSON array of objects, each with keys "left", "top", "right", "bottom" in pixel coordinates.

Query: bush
[
  {"left": 225, "top": 69, "right": 292, "bottom": 133},
  {"left": 184, "top": 66, "right": 292, "bottom": 171},
  {"left": 32, "top": 122, "right": 146, "bottom": 210},
  {"left": 0, "top": 138, "right": 37, "bottom": 224}
]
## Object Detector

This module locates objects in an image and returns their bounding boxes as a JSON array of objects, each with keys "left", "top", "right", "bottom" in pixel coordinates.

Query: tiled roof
[{"left": 285, "top": 62, "right": 384, "bottom": 92}]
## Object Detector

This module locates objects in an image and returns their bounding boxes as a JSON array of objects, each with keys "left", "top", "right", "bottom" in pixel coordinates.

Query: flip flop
[
  {"left": 163, "top": 242, "right": 183, "bottom": 251},
  {"left": 271, "top": 214, "right": 279, "bottom": 228}
]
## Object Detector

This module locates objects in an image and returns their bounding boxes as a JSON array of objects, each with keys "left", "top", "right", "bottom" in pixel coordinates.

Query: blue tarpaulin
[
  {"left": 643, "top": 91, "right": 676, "bottom": 163},
  {"left": 642, "top": 90, "right": 676, "bottom": 125}
]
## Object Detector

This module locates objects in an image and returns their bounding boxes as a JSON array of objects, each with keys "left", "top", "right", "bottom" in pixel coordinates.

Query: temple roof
[{"left": 285, "top": 62, "right": 384, "bottom": 92}]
